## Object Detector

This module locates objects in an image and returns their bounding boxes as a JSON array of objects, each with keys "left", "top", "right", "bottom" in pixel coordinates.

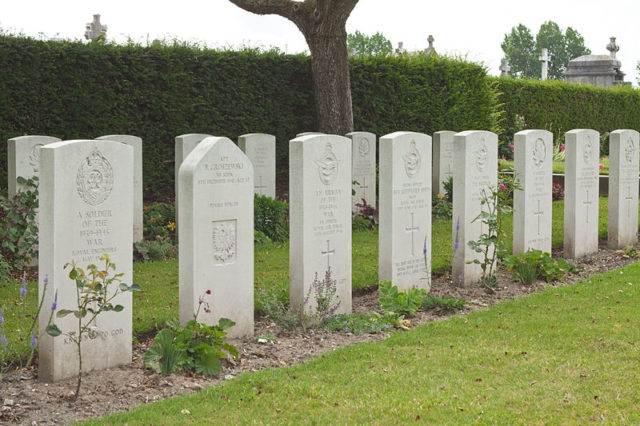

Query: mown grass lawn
[{"left": 87, "top": 259, "right": 640, "bottom": 424}]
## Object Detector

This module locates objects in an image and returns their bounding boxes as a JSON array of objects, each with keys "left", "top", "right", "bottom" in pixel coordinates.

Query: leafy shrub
[
  {"left": 352, "top": 198, "right": 378, "bottom": 231},
  {"left": 552, "top": 183, "right": 564, "bottom": 201},
  {"left": 433, "top": 176, "right": 453, "bottom": 220},
  {"left": 378, "top": 280, "right": 425, "bottom": 317},
  {"left": 0, "top": 254, "right": 10, "bottom": 282},
  {"left": 143, "top": 202, "right": 176, "bottom": 243},
  {"left": 254, "top": 229, "right": 272, "bottom": 245},
  {"left": 255, "top": 283, "right": 300, "bottom": 330},
  {"left": 254, "top": 195, "right": 288, "bottom": 243},
  {"left": 504, "top": 249, "right": 579, "bottom": 284},
  {"left": 134, "top": 236, "right": 177, "bottom": 262},
  {"left": 0, "top": 177, "right": 39, "bottom": 273}
]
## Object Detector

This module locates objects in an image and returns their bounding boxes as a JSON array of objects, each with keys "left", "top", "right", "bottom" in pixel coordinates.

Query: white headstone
[
  {"left": 608, "top": 129, "right": 639, "bottom": 249},
  {"left": 8, "top": 135, "right": 60, "bottom": 197},
  {"left": 289, "top": 134, "right": 352, "bottom": 314},
  {"left": 38, "top": 139, "right": 133, "bottom": 382},
  {"left": 513, "top": 130, "right": 553, "bottom": 254},
  {"left": 539, "top": 48, "right": 550, "bottom": 81},
  {"left": 296, "top": 132, "right": 324, "bottom": 137},
  {"left": 175, "top": 133, "right": 212, "bottom": 230},
  {"left": 97, "top": 135, "right": 144, "bottom": 243},
  {"left": 379, "top": 132, "right": 432, "bottom": 291},
  {"left": 178, "top": 137, "right": 254, "bottom": 338},
  {"left": 432, "top": 131, "right": 455, "bottom": 197},
  {"left": 451, "top": 131, "right": 498, "bottom": 286},
  {"left": 238, "top": 133, "right": 276, "bottom": 198},
  {"left": 347, "top": 131, "right": 376, "bottom": 213},
  {"left": 564, "top": 129, "right": 600, "bottom": 258}
]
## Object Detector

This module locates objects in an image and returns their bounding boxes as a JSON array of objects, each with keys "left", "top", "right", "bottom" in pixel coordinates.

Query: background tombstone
[
  {"left": 97, "top": 135, "right": 144, "bottom": 243},
  {"left": 175, "top": 133, "right": 212, "bottom": 230},
  {"left": 178, "top": 137, "right": 254, "bottom": 338},
  {"left": 608, "top": 129, "right": 640, "bottom": 249},
  {"left": 238, "top": 133, "right": 276, "bottom": 198},
  {"left": 8, "top": 135, "right": 60, "bottom": 197},
  {"left": 38, "top": 139, "right": 133, "bottom": 382},
  {"left": 289, "top": 134, "right": 352, "bottom": 315},
  {"left": 432, "top": 131, "right": 455, "bottom": 197},
  {"left": 346, "top": 131, "right": 376, "bottom": 213},
  {"left": 379, "top": 131, "right": 432, "bottom": 291},
  {"left": 296, "top": 132, "right": 324, "bottom": 137},
  {"left": 564, "top": 129, "right": 600, "bottom": 258},
  {"left": 451, "top": 131, "right": 498, "bottom": 287},
  {"left": 513, "top": 130, "right": 553, "bottom": 254}
]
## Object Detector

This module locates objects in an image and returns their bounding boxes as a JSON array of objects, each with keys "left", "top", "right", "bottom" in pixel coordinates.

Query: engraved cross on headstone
[
  {"left": 255, "top": 175, "right": 267, "bottom": 194},
  {"left": 625, "top": 186, "right": 633, "bottom": 218},
  {"left": 405, "top": 212, "right": 420, "bottom": 256},
  {"left": 321, "top": 239, "right": 335, "bottom": 271},
  {"left": 359, "top": 176, "right": 369, "bottom": 199},
  {"left": 533, "top": 199, "right": 544, "bottom": 236},
  {"left": 539, "top": 48, "right": 550, "bottom": 81},
  {"left": 584, "top": 190, "right": 592, "bottom": 223}
]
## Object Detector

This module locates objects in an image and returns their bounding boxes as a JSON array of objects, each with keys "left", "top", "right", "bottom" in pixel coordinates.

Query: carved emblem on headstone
[
  {"left": 532, "top": 138, "right": 546, "bottom": 168},
  {"left": 358, "top": 136, "right": 370, "bottom": 157},
  {"left": 315, "top": 142, "right": 339, "bottom": 185},
  {"left": 625, "top": 138, "right": 635, "bottom": 164},
  {"left": 76, "top": 148, "right": 113, "bottom": 206},
  {"left": 474, "top": 138, "right": 488, "bottom": 171},
  {"left": 28, "top": 144, "right": 45, "bottom": 174},
  {"left": 403, "top": 140, "right": 421, "bottom": 178},
  {"left": 212, "top": 220, "right": 237, "bottom": 264},
  {"left": 583, "top": 138, "right": 594, "bottom": 164}
]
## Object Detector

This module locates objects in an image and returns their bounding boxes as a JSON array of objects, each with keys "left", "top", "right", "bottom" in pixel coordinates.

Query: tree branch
[{"left": 228, "top": 0, "right": 311, "bottom": 25}]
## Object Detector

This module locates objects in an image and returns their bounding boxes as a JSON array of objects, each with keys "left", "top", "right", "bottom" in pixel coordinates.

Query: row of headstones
[{"left": 23, "top": 128, "right": 639, "bottom": 383}]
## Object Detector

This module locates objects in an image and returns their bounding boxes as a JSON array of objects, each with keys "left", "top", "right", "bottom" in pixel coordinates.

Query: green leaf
[
  {"left": 130, "top": 283, "right": 141, "bottom": 292},
  {"left": 46, "top": 324, "right": 62, "bottom": 337},
  {"left": 194, "top": 345, "right": 222, "bottom": 376},
  {"left": 56, "top": 309, "right": 75, "bottom": 318},
  {"left": 218, "top": 317, "right": 236, "bottom": 330},
  {"left": 119, "top": 283, "right": 129, "bottom": 291},
  {"left": 113, "top": 304, "right": 124, "bottom": 312}
]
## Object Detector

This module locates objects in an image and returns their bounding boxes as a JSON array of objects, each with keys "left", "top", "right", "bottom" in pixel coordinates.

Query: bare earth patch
[{"left": 1, "top": 241, "right": 637, "bottom": 425}]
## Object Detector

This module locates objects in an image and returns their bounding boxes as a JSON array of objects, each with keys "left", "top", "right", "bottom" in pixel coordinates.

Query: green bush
[
  {"left": 0, "top": 177, "right": 39, "bottom": 273},
  {"left": 504, "top": 249, "right": 580, "bottom": 284},
  {"left": 143, "top": 202, "right": 176, "bottom": 243},
  {"left": 254, "top": 195, "right": 288, "bottom": 243}
]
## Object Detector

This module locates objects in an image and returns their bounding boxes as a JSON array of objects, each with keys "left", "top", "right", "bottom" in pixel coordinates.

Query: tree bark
[{"left": 228, "top": 0, "right": 357, "bottom": 134}]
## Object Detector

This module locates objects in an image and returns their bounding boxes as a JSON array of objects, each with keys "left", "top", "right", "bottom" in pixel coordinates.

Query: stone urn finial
[{"left": 607, "top": 36, "right": 619, "bottom": 59}]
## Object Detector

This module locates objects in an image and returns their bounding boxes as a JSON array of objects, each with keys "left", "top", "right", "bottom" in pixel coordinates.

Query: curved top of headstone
[
  {"left": 179, "top": 136, "right": 252, "bottom": 178},
  {"left": 97, "top": 135, "right": 142, "bottom": 148},
  {"left": 8, "top": 135, "right": 61, "bottom": 144},
  {"left": 239, "top": 133, "right": 275, "bottom": 139}
]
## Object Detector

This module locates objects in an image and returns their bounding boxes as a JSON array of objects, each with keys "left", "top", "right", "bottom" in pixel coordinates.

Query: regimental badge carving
[
  {"left": 212, "top": 220, "right": 237, "bottom": 264},
  {"left": 315, "top": 142, "right": 339, "bottom": 185},
  {"left": 28, "top": 144, "right": 44, "bottom": 174},
  {"left": 583, "top": 138, "right": 594, "bottom": 164},
  {"left": 625, "top": 137, "right": 635, "bottom": 164},
  {"left": 76, "top": 148, "right": 113, "bottom": 206},
  {"left": 532, "top": 138, "right": 546, "bottom": 168},
  {"left": 403, "top": 140, "right": 421, "bottom": 178},
  {"left": 474, "top": 138, "right": 488, "bottom": 172},
  {"left": 358, "top": 136, "right": 370, "bottom": 157}
]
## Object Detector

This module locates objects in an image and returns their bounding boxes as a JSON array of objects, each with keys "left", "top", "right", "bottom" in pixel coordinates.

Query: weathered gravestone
[
  {"left": 178, "top": 137, "right": 254, "bottom": 338},
  {"left": 175, "top": 134, "right": 212, "bottom": 230},
  {"left": 451, "top": 131, "right": 498, "bottom": 286},
  {"left": 564, "top": 129, "right": 600, "bottom": 258},
  {"left": 97, "top": 135, "right": 144, "bottom": 243},
  {"left": 38, "top": 139, "right": 133, "bottom": 382},
  {"left": 289, "top": 134, "right": 352, "bottom": 314},
  {"left": 513, "top": 130, "right": 553, "bottom": 254},
  {"left": 432, "top": 131, "right": 455, "bottom": 197},
  {"left": 346, "top": 131, "right": 376, "bottom": 213},
  {"left": 8, "top": 135, "right": 60, "bottom": 197},
  {"left": 608, "top": 129, "right": 639, "bottom": 249},
  {"left": 379, "top": 132, "right": 432, "bottom": 291},
  {"left": 238, "top": 133, "right": 276, "bottom": 198}
]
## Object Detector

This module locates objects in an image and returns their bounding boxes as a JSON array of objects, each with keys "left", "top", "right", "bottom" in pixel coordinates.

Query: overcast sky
[{"left": 1, "top": 0, "right": 639, "bottom": 84}]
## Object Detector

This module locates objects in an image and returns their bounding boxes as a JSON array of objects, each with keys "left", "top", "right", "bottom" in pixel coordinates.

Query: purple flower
[
  {"left": 453, "top": 240, "right": 459, "bottom": 250},
  {"left": 0, "top": 306, "right": 4, "bottom": 325},
  {"left": 44, "top": 276, "right": 49, "bottom": 285},
  {"left": 51, "top": 291, "right": 58, "bottom": 311},
  {"left": 0, "top": 327, "right": 7, "bottom": 350},
  {"left": 30, "top": 330, "right": 37, "bottom": 348},
  {"left": 456, "top": 218, "right": 460, "bottom": 231},
  {"left": 20, "top": 275, "right": 27, "bottom": 298},
  {"left": 423, "top": 239, "right": 427, "bottom": 256}
]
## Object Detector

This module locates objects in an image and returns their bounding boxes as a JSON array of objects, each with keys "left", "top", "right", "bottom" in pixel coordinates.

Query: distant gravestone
[
  {"left": 97, "top": 135, "right": 144, "bottom": 243},
  {"left": 8, "top": 135, "right": 60, "bottom": 197},
  {"left": 564, "top": 129, "right": 600, "bottom": 258},
  {"left": 296, "top": 132, "right": 324, "bottom": 137},
  {"left": 608, "top": 129, "right": 640, "bottom": 249},
  {"left": 432, "top": 131, "right": 455, "bottom": 197},
  {"left": 379, "top": 132, "right": 432, "bottom": 291},
  {"left": 175, "top": 134, "right": 212, "bottom": 229},
  {"left": 513, "top": 130, "right": 553, "bottom": 254},
  {"left": 178, "top": 137, "right": 254, "bottom": 338},
  {"left": 238, "top": 133, "right": 276, "bottom": 198},
  {"left": 346, "top": 131, "right": 376, "bottom": 213},
  {"left": 38, "top": 139, "right": 133, "bottom": 382},
  {"left": 451, "top": 131, "right": 498, "bottom": 286},
  {"left": 289, "top": 134, "right": 352, "bottom": 314}
]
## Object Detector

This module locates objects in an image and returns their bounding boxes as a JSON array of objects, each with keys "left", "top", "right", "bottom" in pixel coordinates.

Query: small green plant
[
  {"left": 421, "top": 292, "right": 467, "bottom": 313},
  {"left": 134, "top": 235, "right": 177, "bottom": 262},
  {"left": 143, "top": 202, "right": 176, "bottom": 243},
  {"left": 0, "top": 254, "right": 10, "bottom": 282},
  {"left": 256, "top": 283, "right": 300, "bottom": 330},
  {"left": 144, "top": 290, "right": 238, "bottom": 377},
  {"left": 325, "top": 312, "right": 403, "bottom": 334},
  {"left": 257, "top": 332, "right": 278, "bottom": 343},
  {"left": 378, "top": 280, "right": 426, "bottom": 317},
  {"left": 303, "top": 268, "right": 341, "bottom": 324},
  {"left": 254, "top": 194, "right": 289, "bottom": 243},
  {"left": 353, "top": 198, "right": 378, "bottom": 230},
  {"left": 467, "top": 175, "right": 521, "bottom": 290},
  {"left": 46, "top": 254, "right": 140, "bottom": 400},
  {"left": 0, "top": 177, "right": 39, "bottom": 274},
  {"left": 504, "top": 249, "right": 579, "bottom": 284}
]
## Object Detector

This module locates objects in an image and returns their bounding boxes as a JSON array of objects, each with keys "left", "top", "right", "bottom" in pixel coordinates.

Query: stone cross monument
[
  {"left": 85, "top": 14, "right": 107, "bottom": 41},
  {"left": 424, "top": 35, "right": 437, "bottom": 55},
  {"left": 499, "top": 59, "right": 511, "bottom": 77},
  {"left": 539, "top": 48, "right": 550, "bottom": 80},
  {"left": 395, "top": 41, "right": 406, "bottom": 55},
  {"left": 607, "top": 36, "right": 619, "bottom": 59}
]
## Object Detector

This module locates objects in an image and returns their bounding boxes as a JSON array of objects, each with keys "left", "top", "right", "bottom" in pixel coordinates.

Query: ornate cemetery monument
[
  {"left": 289, "top": 134, "right": 352, "bottom": 314},
  {"left": 178, "top": 137, "right": 254, "bottom": 338},
  {"left": 565, "top": 37, "right": 629, "bottom": 87},
  {"left": 38, "top": 139, "right": 133, "bottom": 382},
  {"left": 379, "top": 132, "right": 432, "bottom": 291}
]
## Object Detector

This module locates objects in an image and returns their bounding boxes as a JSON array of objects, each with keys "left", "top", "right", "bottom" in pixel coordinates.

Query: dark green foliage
[
  {"left": 378, "top": 280, "right": 425, "bottom": 317},
  {"left": 504, "top": 249, "right": 579, "bottom": 284},
  {"left": 420, "top": 293, "right": 467, "bottom": 313},
  {"left": 0, "top": 177, "right": 39, "bottom": 273},
  {"left": 134, "top": 236, "right": 177, "bottom": 263},
  {"left": 254, "top": 195, "right": 288, "bottom": 242},
  {"left": 143, "top": 202, "right": 176, "bottom": 243},
  {"left": 347, "top": 31, "right": 393, "bottom": 57}
]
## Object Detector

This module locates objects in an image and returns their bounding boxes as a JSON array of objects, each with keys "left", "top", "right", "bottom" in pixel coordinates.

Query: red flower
[
  {"left": 560, "top": 145, "right": 565, "bottom": 151},
  {"left": 499, "top": 183, "right": 506, "bottom": 190},
  {"left": 206, "top": 290, "right": 211, "bottom": 295},
  {"left": 205, "top": 309, "right": 211, "bottom": 314}
]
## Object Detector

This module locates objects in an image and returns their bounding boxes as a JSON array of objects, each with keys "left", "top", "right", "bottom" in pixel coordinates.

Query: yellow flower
[
  {"left": 437, "top": 194, "right": 443, "bottom": 199},
  {"left": 167, "top": 221, "right": 176, "bottom": 231}
]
